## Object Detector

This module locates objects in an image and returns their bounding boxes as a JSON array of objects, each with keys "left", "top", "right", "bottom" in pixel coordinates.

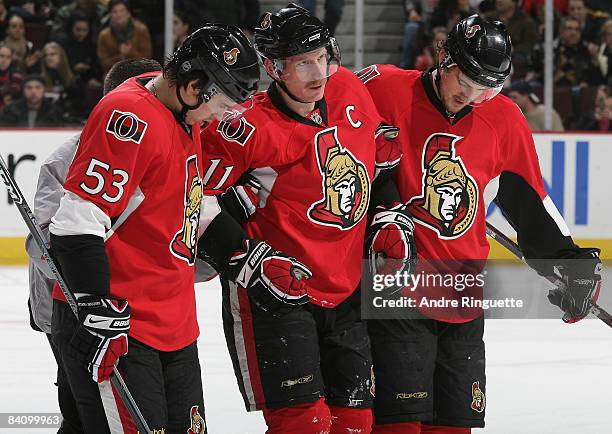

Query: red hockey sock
[
  {"left": 372, "top": 422, "right": 421, "bottom": 434},
  {"left": 263, "top": 397, "right": 332, "bottom": 434},
  {"left": 421, "top": 425, "right": 471, "bottom": 434},
  {"left": 329, "top": 406, "right": 372, "bottom": 434}
]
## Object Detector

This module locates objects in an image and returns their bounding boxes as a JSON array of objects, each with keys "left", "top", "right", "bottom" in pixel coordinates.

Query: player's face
[
  {"left": 439, "top": 64, "right": 497, "bottom": 113},
  {"left": 182, "top": 80, "right": 251, "bottom": 125},
  {"left": 278, "top": 47, "right": 332, "bottom": 102}
]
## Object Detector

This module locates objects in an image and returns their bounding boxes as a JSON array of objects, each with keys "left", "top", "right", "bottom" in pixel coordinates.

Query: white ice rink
[{"left": 0, "top": 265, "right": 611, "bottom": 434}]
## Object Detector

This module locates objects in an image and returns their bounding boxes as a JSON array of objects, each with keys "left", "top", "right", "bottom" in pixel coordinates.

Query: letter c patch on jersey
[
  {"left": 105, "top": 110, "right": 148, "bottom": 144},
  {"left": 308, "top": 126, "right": 370, "bottom": 230},
  {"left": 216, "top": 117, "right": 255, "bottom": 147}
]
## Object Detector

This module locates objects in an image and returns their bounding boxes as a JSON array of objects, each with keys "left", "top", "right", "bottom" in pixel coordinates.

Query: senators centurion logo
[
  {"left": 308, "top": 126, "right": 370, "bottom": 230},
  {"left": 105, "top": 110, "right": 148, "bottom": 144},
  {"left": 170, "top": 155, "right": 203, "bottom": 265},
  {"left": 470, "top": 381, "right": 486, "bottom": 413},
  {"left": 223, "top": 47, "right": 240, "bottom": 65},
  {"left": 466, "top": 24, "right": 481, "bottom": 39},
  {"left": 407, "top": 133, "right": 478, "bottom": 239},
  {"left": 187, "top": 405, "right": 206, "bottom": 434}
]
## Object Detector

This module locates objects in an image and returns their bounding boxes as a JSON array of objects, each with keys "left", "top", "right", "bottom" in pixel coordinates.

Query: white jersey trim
[
  {"left": 50, "top": 191, "right": 110, "bottom": 238},
  {"left": 543, "top": 195, "right": 571, "bottom": 237},
  {"left": 198, "top": 195, "right": 222, "bottom": 238}
]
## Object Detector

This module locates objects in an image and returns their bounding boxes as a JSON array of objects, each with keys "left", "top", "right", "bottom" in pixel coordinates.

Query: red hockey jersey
[
  {"left": 201, "top": 67, "right": 385, "bottom": 307},
  {"left": 360, "top": 64, "right": 573, "bottom": 322},
  {"left": 52, "top": 73, "right": 203, "bottom": 351}
]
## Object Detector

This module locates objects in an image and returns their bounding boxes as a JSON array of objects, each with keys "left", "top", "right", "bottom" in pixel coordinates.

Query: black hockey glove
[
  {"left": 229, "top": 239, "right": 312, "bottom": 316},
  {"left": 219, "top": 173, "right": 261, "bottom": 224},
  {"left": 547, "top": 248, "right": 602, "bottom": 323},
  {"left": 367, "top": 203, "right": 417, "bottom": 277},
  {"left": 69, "top": 294, "right": 130, "bottom": 383}
]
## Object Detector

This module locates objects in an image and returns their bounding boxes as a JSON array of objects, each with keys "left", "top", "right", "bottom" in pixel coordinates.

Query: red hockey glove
[
  {"left": 367, "top": 203, "right": 417, "bottom": 277},
  {"left": 230, "top": 239, "right": 312, "bottom": 316},
  {"left": 547, "top": 248, "right": 602, "bottom": 323},
  {"left": 219, "top": 173, "right": 261, "bottom": 224},
  {"left": 374, "top": 123, "right": 402, "bottom": 176},
  {"left": 69, "top": 295, "right": 130, "bottom": 383}
]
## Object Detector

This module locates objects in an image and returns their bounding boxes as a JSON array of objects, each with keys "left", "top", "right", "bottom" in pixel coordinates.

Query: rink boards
[{"left": 1, "top": 129, "right": 611, "bottom": 263}]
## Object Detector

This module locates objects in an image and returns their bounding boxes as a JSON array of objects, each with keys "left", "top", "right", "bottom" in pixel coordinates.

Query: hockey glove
[
  {"left": 547, "top": 248, "right": 602, "bottom": 323},
  {"left": 230, "top": 239, "right": 312, "bottom": 316},
  {"left": 69, "top": 294, "right": 130, "bottom": 383},
  {"left": 374, "top": 123, "right": 402, "bottom": 176},
  {"left": 219, "top": 173, "right": 261, "bottom": 224},
  {"left": 367, "top": 203, "right": 417, "bottom": 277}
]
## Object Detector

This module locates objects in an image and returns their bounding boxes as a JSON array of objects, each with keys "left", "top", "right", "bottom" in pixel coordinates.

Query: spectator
[
  {"left": 0, "top": 0, "right": 7, "bottom": 41},
  {"left": 173, "top": 9, "right": 190, "bottom": 49},
  {"left": 523, "top": 0, "right": 568, "bottom": 16},
  {"left": 529, "top": 16, "right": 602, "bottom": 86},
  {"left": 570, "top": 84, "right": 612, "bottom": 129},
  {"left": 485, "top": 0, "right": 538, "bottom": 58},
  {"left": 597, "top": 19, "right": 612, "bottom": 85},
  {"left": 2, "top": 13, "right": 42, "bottom": 71},
  {"left": 568, "top": 0, "right": 606, "bottom": 45},
  {"left": 400, "top": 1, "right": 426, "bottom": 69},
  {"left": 51, "top": 0, "right": 106, "bottom": 43},
  {"left": 0, "top": 43, "right": 24, "bottom": 111},
  {"left": 586, "top": 0, "right": 612, "bottom": 16},
  {"left": 96, "top": 0, "right": 152, "bottom": 74},
  {"left": 414, "top": 26, "right": 447, "bottom": 71},
  {"left": 508, "top": 81, "right": 565, "bottom": 130},
  {"left": 40, "top": 42, "right": 80, "bottom": 105},
  {"left": 430, "top": 0, "right": 475, "bottom": 32},
  {"left": 58, "top": 12, "right": 101, "bottom": 85},
  {"left": 300, "top": 0, "right": 344, "bottom": 35},
  {"left": 0, "top": 74, "right": 63, "bottom": 127}
]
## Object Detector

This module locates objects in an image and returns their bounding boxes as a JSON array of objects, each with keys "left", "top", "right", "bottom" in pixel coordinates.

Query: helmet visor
[
  {"left": 273, "top": 38, "right": 341, "bottom": 83},
  {"left": 456, "top": 70, "right": 503, "bottom": 106},
  {"left": 204, "top": 87, "right": 254, "bottom": 121}
]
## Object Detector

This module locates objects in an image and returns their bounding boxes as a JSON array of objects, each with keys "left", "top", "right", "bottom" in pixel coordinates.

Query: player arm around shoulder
[{"left": 366, "top": 123, "right": 417, "bottom": 278}]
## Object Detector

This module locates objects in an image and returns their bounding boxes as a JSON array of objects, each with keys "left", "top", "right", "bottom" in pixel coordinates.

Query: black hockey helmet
[
  {"left": 443, "top": 15, "right": 512, "bottom": 89},
  {"left": 254, "top": 3, "right": 339, "bottom": 61},
  {"left": 166, "top": 24, "right": 260, "bottom": 116}
]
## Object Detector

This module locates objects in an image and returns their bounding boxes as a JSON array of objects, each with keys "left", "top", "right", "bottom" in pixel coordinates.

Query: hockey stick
[
  {"left": 485, "top": 221, "right": 612, "bottom": 328},
  {"left": 0, "top": 155, "right": 152, "bottom": 433}
]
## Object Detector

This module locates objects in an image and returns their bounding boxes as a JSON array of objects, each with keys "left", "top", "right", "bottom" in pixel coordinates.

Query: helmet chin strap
[{"left": 175, "top": 84, "right": 205, "bottom": 123}]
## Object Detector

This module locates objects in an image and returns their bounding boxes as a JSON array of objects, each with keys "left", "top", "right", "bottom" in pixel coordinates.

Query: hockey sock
[
  {"left": 328, "top": 406, "right": 372, "bottom": 434},
  {"left": 262, "top": 397, "right": 331, "bottom": 434},
  {"left": 421, "top": 425, "right": 471, "bottom": 434},
  {"left": 372, "top": 422, "right": 421, "bottom": 433}
]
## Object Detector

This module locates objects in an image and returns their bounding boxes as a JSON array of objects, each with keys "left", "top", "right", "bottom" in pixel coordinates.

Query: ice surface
[{"left": 0, "top": 266, "right": 610, "bottom": 433}]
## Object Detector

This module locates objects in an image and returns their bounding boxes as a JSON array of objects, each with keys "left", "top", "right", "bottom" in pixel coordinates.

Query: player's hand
[
  {"left": 367, "top": 203, "right": 417, "bottom": 276},
  {"left": 69, "top": 294, "right": 130, "bottom": 383},
  {"left": 219, "top": 173, "right": 261, "bottom": 224},
  {"left": 230, "top": 239, "right": 312, "bottom": 316},
  {"left": 374, "top": 123, "right": 402, "bottom": 175},
  {"left": 547, "top": 248, "right": 602, "bottom": 323}
]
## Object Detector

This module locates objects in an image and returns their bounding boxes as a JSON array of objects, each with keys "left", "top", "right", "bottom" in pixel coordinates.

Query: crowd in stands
[
  {"left": 0, "top": 0, "right": 260, "bottom": 127},
  {"left": 2, "top": 0, "right": 612, "bottom": 131},
  {"left": 403, "top": 0, "right": 612, "bottom": 130}
]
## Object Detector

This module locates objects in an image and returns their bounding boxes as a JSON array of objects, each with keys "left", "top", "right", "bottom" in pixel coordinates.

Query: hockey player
[
  {"left": 359, "top": 15, "right": 603, "bottom": 434},
  {"left": 47, "top": 25, "right": 259, "bottom": 433},
  {"left": 26, "top": 57, "right": 162, "bottom": 434},
  {"left": 196, "top": 4, "right": 414, "bottom": 434}
]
